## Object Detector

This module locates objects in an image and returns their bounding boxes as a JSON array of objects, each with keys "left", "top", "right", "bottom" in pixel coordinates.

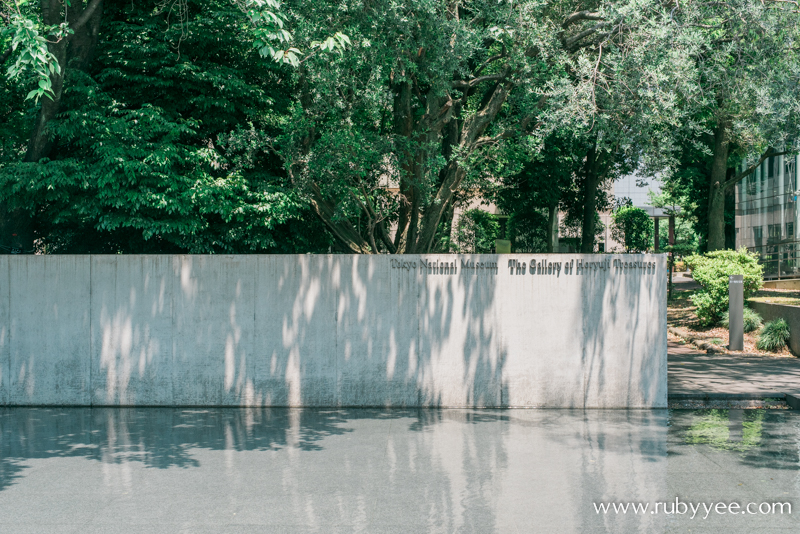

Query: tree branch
[
  {"left": 452, "top": 72, "right": 507, "bottom": 89},
  {"left": 421, "top": 94, "right": 454, "bottom": 134},
  {"left": 472, "top": 95, "right": 547, "bottom": 148},
  {"left": 71, "top": 0, "right": 103, "bottom": 32},
  {"left": 562, "top": 10, "right": 604, "bottom": 29},
  {"left": 473, "top": 49, "right": 506, "bottom": 77},
  {"left": 308, "top": 183, "right": 372, "bottom": 254},
  {"left": 724, "top": 148, "right": 793, "bottom": 190},
  {"left": 377, "top": 219, "right": 397, "bottom": 254}
]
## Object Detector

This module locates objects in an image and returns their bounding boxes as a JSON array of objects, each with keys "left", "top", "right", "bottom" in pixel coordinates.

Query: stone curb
[
  {"left": 668, "top": 326, "right": 725, "bottom": 354},
  {"left": 668, "top": 393, "right": 785, "bottom": 401},
  {"left": 668, "top": 392, "right": 800, "bottom": 409},
  {"left": 667, "top": 326, "right": 775, "bottom": 357}
]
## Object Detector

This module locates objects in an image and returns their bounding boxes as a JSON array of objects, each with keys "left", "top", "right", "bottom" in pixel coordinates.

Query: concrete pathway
[{"left": 668, "top": 341, "right": 800, "bottom": 396}]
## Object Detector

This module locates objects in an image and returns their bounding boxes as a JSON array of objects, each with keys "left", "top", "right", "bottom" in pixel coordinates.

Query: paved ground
[
  {"left": 670, "top": 274, "right": 700, "bottom": 291},
  {"left": 668, "top": 341, "right": 800, "bottom": 396},
  {"left": 668, "top": 341, "right": 800, "bottom": 395},
  {"left": 0, "top": 407, "right": 798, "bottom": 534}
]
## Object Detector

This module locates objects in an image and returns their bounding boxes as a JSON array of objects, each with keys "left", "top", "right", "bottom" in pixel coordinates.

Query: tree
[
  {"left": 1, "top": 0, "right": 103, "bottom": 253},
  {"left": 656, "top": 132, "right": 735, "bottom": 252},
  {"left": 0, "top": 0, "right": 356, "bottom": 253},
  {"left": 1, "top": 0, "right": 757, "bottom": 256},
  {"left": 271, "top": 0, "right": 570, "bottom": 253},
  {"left": 648, "top": 189, "right": 699, "bottom": 257},
  {"left": 272, "top": 0, "right": 702, "bottom": 254},
  {"left": 666, "top": 1, "right": 800, "bottom": 250},
  {"left": 611, "top": 205, "right": 652, "bottom": 252},
  {"left": 0, "top": 0, "right": 347, "bottom": 254},
  {"left": 494, "top": 130, "right": 587, "bottom": 253},
  {"left": 0, "top": 0, "right": 341, "bottom": 253}
]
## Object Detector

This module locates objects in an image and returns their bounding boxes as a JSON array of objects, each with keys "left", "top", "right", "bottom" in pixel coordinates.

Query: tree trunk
[
  {"left": 308, "top": 184, "right": 372, "bottom": 254},
  {"left": 306, "top": 67, "right": 511, "bottom": 254},
  {"left": 392, "top": 80, "right": 417, "bottom": 253},
  {"left": 547, "top": 203, "right": 559, "bottom": 253},
  {"left": 707, "top": 121, "right": 730, "bottom": 251},
  {"left": 412, "top": 82, "right": 511, "bottom": 253},
  {"left": 580, "top": 141, "right": 600, "bottom": 253}
]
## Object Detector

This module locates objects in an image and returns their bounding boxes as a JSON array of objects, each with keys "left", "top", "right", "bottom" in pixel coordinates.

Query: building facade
[{"left": 735, "top": 153, "right": 800, "bottom": 279}]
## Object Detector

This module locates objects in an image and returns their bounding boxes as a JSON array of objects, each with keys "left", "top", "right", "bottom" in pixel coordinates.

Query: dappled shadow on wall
[
  {"left": 574, "top": 256, "right": 666, "bottom": 408},
  {"left": 10, "top": 254, "right": 664, "bottom": 408},
  {"left": 262, "top": 255, "right": 505, "bottom": 407},
  {"left": 88, "top": 255, "right": 506, "bottom": 407}
]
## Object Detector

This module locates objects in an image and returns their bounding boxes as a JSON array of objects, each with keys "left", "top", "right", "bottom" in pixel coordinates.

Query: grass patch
[
  {"left": 757, "top": 319, "right": 791, "bottom": 352},
  {"left": 721, "top": 308, "right": 763, "bottom": 333}
]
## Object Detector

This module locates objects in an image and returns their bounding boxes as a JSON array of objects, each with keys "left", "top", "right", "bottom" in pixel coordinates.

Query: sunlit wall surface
[{"left": 735, "top": 153, "right": 800, "bottom": 279}]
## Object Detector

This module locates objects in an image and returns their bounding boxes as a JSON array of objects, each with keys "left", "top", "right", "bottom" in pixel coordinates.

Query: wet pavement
[{"left": 0, "top": 407, "right": 798, "bottom": 533}]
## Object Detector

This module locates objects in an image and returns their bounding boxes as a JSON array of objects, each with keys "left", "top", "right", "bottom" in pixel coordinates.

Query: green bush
[
  {"left": 721, "top": 308, "right": 763, "bottom": 333},
  {"left": 610, "top": 206, "right": 653, "bottom": 252},
  {"left": 685, "top": 249, "right": 763, "bottom": 326},
  {"left": 756, "top": 319, "right": 790, "bottom": 352},
  {"left": 452, "top": 209, "right": 500, "bottom": 253}
]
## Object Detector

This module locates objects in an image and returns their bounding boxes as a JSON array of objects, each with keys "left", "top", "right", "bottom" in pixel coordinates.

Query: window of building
[
  {"left": 769, "top": 224, "right": 782, "bottom": 243},
  {"left": 753, "top": 226, "right": 763, "bottom": 249},
  {"left": 787, "top": 222, "right": 794, "bottom": 239}
]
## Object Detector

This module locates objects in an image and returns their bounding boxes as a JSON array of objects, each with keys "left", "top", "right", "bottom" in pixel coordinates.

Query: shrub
[
  {"left": 610, "top": 206, "right": 653, "bottom": 252},
  {"left": 756, "top": 319, "right": 790, "bottom": 352},
  {"left": 685, "top": 249, "right": 763, "bottom": 326},
  {"left": 452, "top": 209, "right": 500, "bottom": 253},
  {"left": 721, "top": 308, "right": 763, "bottom": 333}
]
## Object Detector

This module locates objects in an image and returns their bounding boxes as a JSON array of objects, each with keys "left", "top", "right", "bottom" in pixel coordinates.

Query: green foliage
[
  {"left": 610, "top": 205, "right": 653, "bottom": 252},
  {"left": 648, "top": 189, "right": 699, "bottom": 256},
  {"left": 721, "top": 308, "right": 763, "bottom": 334},
  {"left": 685, "top": 249, "right": 763, "bottom": 326},
  {"left": 494, "top": 130, "right": 617, "bottom": 253},
  {"left": 0, "top": 0, "right": 333, "bottom": 253},
  {"left": 506, "top": 211, "right": 548, "bottom": 253},
  {"left": 757, "top": 319, "right": 790, "bottom": 352},
  {"left": 2, "top": 12, "right": 69, "bottom": 101},
  {"left": 560, "top": 209, "right": 605, "bottom": 252},
  {"left": 2, "top": 0, "right": 791, "bottom": 255},
  {"left": 240, "top": 0, "right": 348, "bottom": 66},
  {"left": 452, "top": 209, "right": 500, "bottom": 254},
  {"left": 659, "top": 1, "right": 800, "bottom": 250}
]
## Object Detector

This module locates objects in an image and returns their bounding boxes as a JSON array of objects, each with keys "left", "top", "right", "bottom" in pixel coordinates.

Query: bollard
[{"left": 728, "top": 275, "right": 744, "bottom": 351}]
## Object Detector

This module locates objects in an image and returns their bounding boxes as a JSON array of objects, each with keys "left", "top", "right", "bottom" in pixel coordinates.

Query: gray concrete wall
[
  {"left": 0, "top": 254, "right": 667, "bottom": 407},
  {"left": 748, "top": 300, "right": 800, "bottom": 356},
  {"left": 762, "top": 280, "right": 800, "bottom": 290}
]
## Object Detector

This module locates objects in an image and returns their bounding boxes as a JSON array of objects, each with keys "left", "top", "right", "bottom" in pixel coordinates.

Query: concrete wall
[
  {"left": 0, "top": 254, "right": 667, "bottom": 407},
  {"left": 762, "top": 280, "right": 800, "bottom": 290},
  {"left": 748, "top": 300, "right": 800, "bottom": 356}
]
